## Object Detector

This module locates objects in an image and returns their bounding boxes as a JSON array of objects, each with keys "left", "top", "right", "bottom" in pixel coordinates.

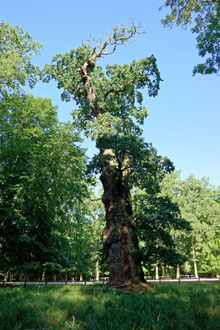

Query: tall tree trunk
[
  {"left": 41, "top": 271, "right": 45, "bottom": 281},
  {"left": 95, "top": 261, "right": 100, "bottom": 281},
  {"left": 80, "top": 272, "right": 83, "bottom": 281},
  {"left": 192, "top": 237, "right": 199, "bottom": 278},
  {"left": 100, "top": 149, "right": 144, "bottom": 286},
  {"left": 165, "top": 264, "right": 168, "bottom": 278},
  {"left": 176, "top": 264, "right": 180, "bottom": 279},
  {"left": 4, "top": 271, "right": 9, "bottom": 282},
  {"left": 78, "top": 50, "right": 146, "bottom": 288},
  {"left": 155, "top": 264, "right": 159, "bottom": 280},
  {"left": 173, "top": 234, "right": 180, "bottom": 279}
]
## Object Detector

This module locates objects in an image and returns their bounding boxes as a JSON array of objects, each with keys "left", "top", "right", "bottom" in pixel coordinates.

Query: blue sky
[{"left": 2, "top": 0, "right": 220, "bottom": 186}]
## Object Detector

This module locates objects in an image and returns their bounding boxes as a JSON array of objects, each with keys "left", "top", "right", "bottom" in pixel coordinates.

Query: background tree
[
  {"left": 89, "top": 189, "right": 106, "bottom": 280},
  {"left": 160, "top": 0, "right": 220, "bottom": 74},
  {"left": 61, "top": 190, "right": 105, "bottom": 281},
  {"left": 0, "top": 22, "right": 90, "bottom": 279},
  {"left": 43, "top": 23, "right": 174, "bottom": 287},
  {"left": 179, "top": 176, "right": 220, "bottom": 277},
  {"left": 160, "top": 172, "right": 220, "bottom": 277},
  {"left": 0, "top": 93, "right": 87, "bottom": 278},
  {"left": 133, "top": 187, "right": 190, "bottom": 278}
]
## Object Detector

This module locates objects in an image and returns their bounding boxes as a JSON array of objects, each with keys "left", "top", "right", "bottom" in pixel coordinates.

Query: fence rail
[
  {"left": 1, "top": 277, "right": 220, "bottom": 287},
  {"left": 146, "top": 277, "right": 220, "bottom": 283},
  {"left": 0, "top": 279, "right": 108, "bottom": 287}
]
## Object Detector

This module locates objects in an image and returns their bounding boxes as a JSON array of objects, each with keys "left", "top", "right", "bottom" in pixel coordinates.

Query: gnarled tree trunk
[
  {"left": 76, "top": 40, "right": 147, "bottom": 287},
  {"left": 100, "top": 149, "right": 144, "bottom": 286}
]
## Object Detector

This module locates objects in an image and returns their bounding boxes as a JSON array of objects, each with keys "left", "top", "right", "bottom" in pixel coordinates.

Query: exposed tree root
[{"left": 106, "top": 280, "right": 155, "bottom": 294}]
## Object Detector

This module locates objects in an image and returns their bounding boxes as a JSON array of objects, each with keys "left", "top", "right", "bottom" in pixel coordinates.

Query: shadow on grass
[{"left": 0, "top": 283, "right": 220, "bottom": 329}]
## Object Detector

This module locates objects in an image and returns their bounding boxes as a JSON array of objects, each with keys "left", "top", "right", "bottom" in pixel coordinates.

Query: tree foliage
[
  {"left": 161, "top": 0, "right": 220, "bottom": 74},
  {"left": 133, "top": 188, "right": 190, "bottom": 268},
  {"left": 0, "top": 93, "right": 87, "bottom": 273},
  {"left": 0, "top": 21, "right": 42, "bottom": 96},
  {"left": 43, "top": 24, "right": 161, "bottom": 138},
  {"left": 160, "top": 172, "right": 220, "bottom": 275},
  {"left": 43, "top": 22, "right": 173, "bottom": 185}
]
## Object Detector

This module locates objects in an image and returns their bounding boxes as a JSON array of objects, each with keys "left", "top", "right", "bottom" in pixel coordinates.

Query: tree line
[{"left": 0, "top": 0, "right": 219, "bottom": 285}]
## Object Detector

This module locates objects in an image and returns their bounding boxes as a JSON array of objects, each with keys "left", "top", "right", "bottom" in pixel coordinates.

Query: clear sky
[{"left": 2, "top": 0, "right": 220, "bottom": 186}]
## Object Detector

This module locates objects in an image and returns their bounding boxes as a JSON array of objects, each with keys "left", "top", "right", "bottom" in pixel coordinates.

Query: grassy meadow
[{"left": 0, "top": 283, "right": 220, "bottom": 329}]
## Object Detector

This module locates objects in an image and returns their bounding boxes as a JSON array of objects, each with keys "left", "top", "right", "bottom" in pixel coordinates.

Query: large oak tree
[{"left": 44, "top": 23, "right": 173, "bottom": 286}]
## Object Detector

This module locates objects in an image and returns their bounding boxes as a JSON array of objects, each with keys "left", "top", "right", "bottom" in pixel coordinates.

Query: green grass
[{"left": 0, "top": 283, "right": 220, "bottom": 329}]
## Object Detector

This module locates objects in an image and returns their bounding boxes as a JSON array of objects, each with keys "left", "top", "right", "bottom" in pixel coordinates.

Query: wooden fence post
[{"left": 24, "top": 276, "right": 27, "bottom": 288}]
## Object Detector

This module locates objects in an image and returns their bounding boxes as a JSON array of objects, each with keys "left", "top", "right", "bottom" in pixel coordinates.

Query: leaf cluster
[
  {"left": 43, "top": 36, "right": 162, "bottom": 137},
  {"left": 133, "top": 189, "right": 190, "bottom": 266},
  {"left": 0, "top": 93, "right": 87, "bottom": 271},
  {"left": 161, "top": 0, "right": 220, "bottom": 74},
  {"left": 159, "top": 172, "right": 220, "bottom": 273},
  {"left": 0, "top": 21, "right": 42, "bottom": 95}
]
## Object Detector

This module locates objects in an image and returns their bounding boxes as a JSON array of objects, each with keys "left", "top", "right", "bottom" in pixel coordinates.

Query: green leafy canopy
[
  {"left": 42, "top": 23, "right": 162, "bottom": 139},
  {"left": 160, "top": 0, "right": 220, "bottom": 74},
  {"left": 0, "top": 21, "right": 42, "bottom": 95}
]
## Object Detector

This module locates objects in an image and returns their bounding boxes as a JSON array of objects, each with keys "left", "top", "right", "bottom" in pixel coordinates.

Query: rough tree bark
[{"left": 100, "top": 149, "right": 144, "bottom": 285}]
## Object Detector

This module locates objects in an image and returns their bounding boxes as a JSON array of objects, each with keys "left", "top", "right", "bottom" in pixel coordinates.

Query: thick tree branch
[
  {"left": 91, "top": 22, "right": 145, "bottom": 61},
  {"left": 76, "top": 22, "right": 145, "bottom": 118}
]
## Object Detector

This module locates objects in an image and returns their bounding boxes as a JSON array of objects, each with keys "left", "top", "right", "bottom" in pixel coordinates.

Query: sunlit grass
[{"left": 0, "top": 283, "right": 220, "bottom": 329}]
